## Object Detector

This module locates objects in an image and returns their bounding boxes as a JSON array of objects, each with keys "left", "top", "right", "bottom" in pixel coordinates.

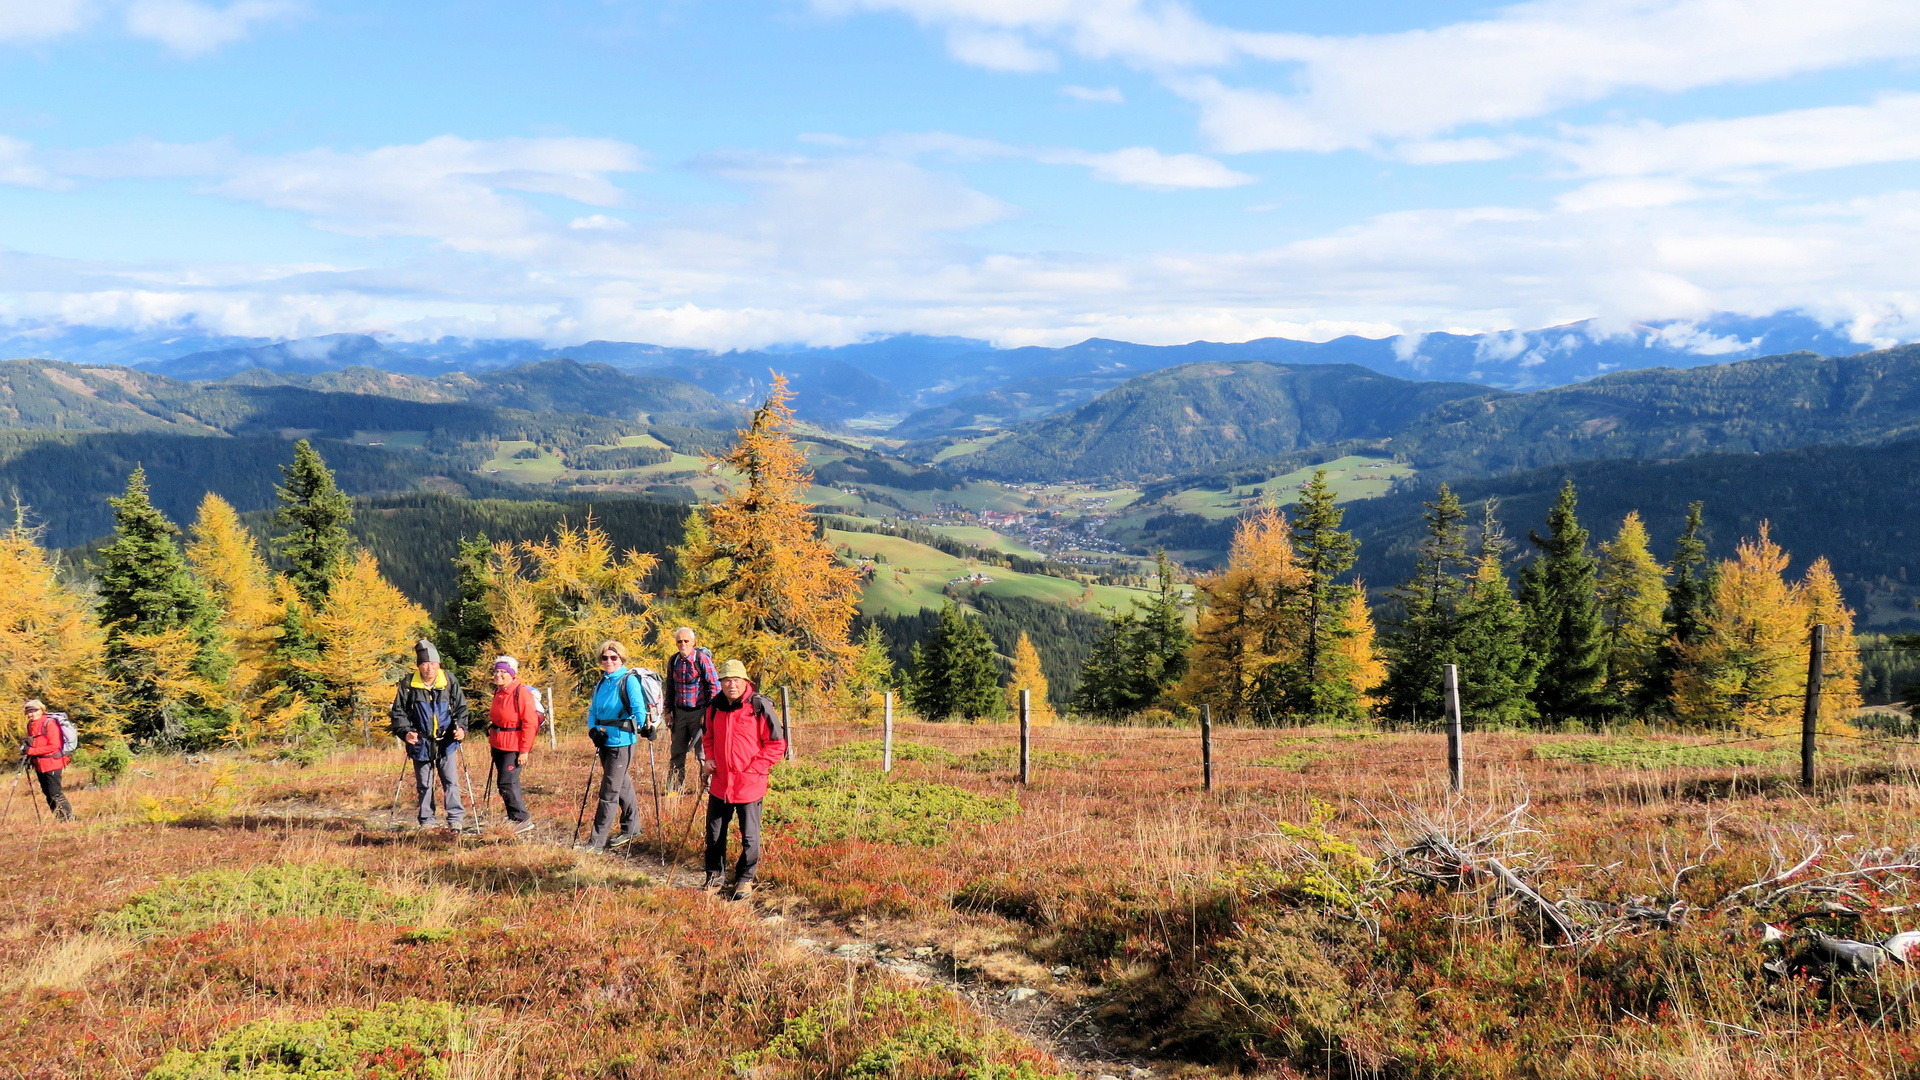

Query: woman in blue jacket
[{"left": 585, "top": 639, "right": 652, "bottom": 851}]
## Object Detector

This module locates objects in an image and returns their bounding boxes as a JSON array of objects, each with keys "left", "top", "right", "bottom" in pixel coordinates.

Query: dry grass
[{"left": 6, "top": 724, "right": 1920, "bottom": 1077}]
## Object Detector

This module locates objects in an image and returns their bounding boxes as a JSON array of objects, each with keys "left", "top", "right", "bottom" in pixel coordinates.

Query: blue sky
[{"left": 4, "top": 0, "right": 1920, "bottom": 349}]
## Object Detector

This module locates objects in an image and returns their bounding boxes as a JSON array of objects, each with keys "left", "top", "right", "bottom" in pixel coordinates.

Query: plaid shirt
[{"left": 668, "top": 648, "right": 720, "bottom": 710}]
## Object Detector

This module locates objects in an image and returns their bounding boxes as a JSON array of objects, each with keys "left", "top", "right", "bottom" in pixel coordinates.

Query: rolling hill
[{"left": 951, "top": 361, "right": 1498, "bottom": 482}]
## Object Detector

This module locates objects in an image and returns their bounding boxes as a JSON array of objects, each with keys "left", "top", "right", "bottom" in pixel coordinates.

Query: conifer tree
[
  {"left": 294, "top": 550, "right": 429, "bottom": 737},
  {"left": 1520, "top": 480, "right": 1607, "bottom": 725},
  {"left": 0, "top": 516, "right": 115, "bottom": 737},
  {"left": 476, "top": 542, "right": 562, "bottom": 717},
  {"left": 1074, "top": 554, "right": 1190, "bottom": 718},
  {"left": 907, "top": 601, "right": 1001, "bottom": 720},
  {"left": 1284, "top": 470, "right": 1362, "bottom": 720},
  {"left": 1674, "top": 523, "right": 1804, "bottom": 731},
  {"left": 1005, "top": 631, "right": 1056, "bottom": 724},
  {"left": 187, "top": 494, "right": 292, "bottom": 739},
  {"left": 1179, "top": 505, "right": 1307, "bottom": 722},
  {"left": 438, "top": 533, "right": 495, "bottom": 674},
  {"left": 274, "top": 439, "right": 354, "bottom": 605},
  {"left": 835, "top": 624, "right": 898, "bottom": 721},
  {"left": 671, "top": 375, "right": 860, "bottom": 689},
  {"left": 1331, "top": 585, "right": 1386, "bottom": 713},
  {"left": 1382, "top": 485, "right": 1469, "bottom": 725},
  {"left": 1595, "top": 511, "right": 1668, "bottom": 712},
  {"left": 1646, "top": 501, "right": 1711, "bottom": 711},
  {"left": 1798, "top": 557, "right": 1863, "bottom": 727},
  {"left": 1452, "top": 501, "right": 1535, "bottom": 728},
  {"left": 95, "top": 467, "right": 234, "bottom": 745}
]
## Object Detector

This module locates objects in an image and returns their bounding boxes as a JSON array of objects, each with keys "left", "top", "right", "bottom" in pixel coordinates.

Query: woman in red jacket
[
  {"left": 486, "top": 657, "right": 541, "bottom": 830},
  {"left": 20, "top": 700, "right": 72, "bottom": 821},
  {"left": 699, "top": 659, "right": 786, "bottom": 900}
]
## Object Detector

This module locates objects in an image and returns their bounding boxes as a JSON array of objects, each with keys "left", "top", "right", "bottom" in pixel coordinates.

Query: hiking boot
[
  {"left": 701, "top": 872, "right": 725, "bottom": 895},
  {"left": 731, "top": 880, "right": 755, "bottom": 902},
  {"left": 609, "top": 830, "right": 640, "bottom": 849},
  {"left": 513, "top": 819, "right": 536, "bottom": 834}
]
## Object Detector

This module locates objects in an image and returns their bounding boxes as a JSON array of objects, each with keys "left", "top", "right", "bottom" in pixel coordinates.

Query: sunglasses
[{"left": 600, "top": 654, "right": 622, "bottom": 662}]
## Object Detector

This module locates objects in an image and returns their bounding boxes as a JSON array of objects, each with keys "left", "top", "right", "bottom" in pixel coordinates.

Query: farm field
[
  {"left": 925, "top": 525, "right": 1048, "bottom": 560},
  {"left": 7, "top": 721, "right": 1920, "bottom": 1078},
  {"left": 830, "top": 527, "right": 1152, "bottom": 616},
  {"left": 1149, "top": 455, "right": 1417, "bottom": 520}
]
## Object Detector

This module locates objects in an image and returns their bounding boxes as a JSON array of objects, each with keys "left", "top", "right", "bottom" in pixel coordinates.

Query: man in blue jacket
[
  {"left": 388, "top": 639, "right": 469, "bottom": 830},
  {"left": 585, "top": 638, "right": 654, "bottom": 851}
]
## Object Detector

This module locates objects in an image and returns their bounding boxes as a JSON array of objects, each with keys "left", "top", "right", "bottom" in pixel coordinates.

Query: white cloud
[
  {"left": 944, "top": 26, "right": 1055, "bottom": 71},
  {"left": 0, "top": 0, "right": 91, "bottom": 42},
  {"left": 1061, "top": 84, "right": 1123, "bottom": 104},
  {"left": 1555, "top": 93, "right": 1920, "bottom": 182},
  {"left": 0, "top": 136, "right": 67, "bottom": 189},
  {"left": 1037, "top": 146, "right": 1252, "bottom": 189},
  {"left": 122, "top": 0, "right": 295, "bottom": 56}
]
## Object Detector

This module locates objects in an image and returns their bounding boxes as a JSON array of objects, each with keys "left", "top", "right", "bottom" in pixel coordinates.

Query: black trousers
[
  {"left": 491, "top": 748, "right": 529, "bottom": 823},
  {"left": 588, "top": 744, "right": 639, "bottom": 846},
  {"left": 35, "top": 768, "right": 72, "bottom": 821},
  {"left": 667, "top": 705, "right": 706, "bottom": 791},
  {"left": 705, "top": 796, "right": 763, "bottom": 882}
]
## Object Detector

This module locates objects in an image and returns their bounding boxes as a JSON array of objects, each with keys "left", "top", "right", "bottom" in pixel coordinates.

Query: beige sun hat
[{"left": 718, "top": 659, "right": 749, "bottom": 680}]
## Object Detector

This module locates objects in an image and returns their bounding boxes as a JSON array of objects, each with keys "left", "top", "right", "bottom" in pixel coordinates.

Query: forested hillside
[
  {"left": 955, "top": 361, "right": 1496, "bottom": 482},
  {"left": 1142, "top": 437, "right": 1920, "bottom": 630},
  {"left": 1394, "top": 346, "right": 1920, "bottom": 477}
]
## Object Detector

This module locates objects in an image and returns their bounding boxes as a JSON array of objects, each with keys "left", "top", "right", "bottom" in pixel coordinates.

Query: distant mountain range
[{"left": 0, "top": 310, "right": 1878, "bottom": 429}]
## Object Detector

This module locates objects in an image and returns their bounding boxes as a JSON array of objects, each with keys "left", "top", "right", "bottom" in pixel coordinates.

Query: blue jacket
[{"left": 588, "top": 667, "right": 649, "bottom": 748}]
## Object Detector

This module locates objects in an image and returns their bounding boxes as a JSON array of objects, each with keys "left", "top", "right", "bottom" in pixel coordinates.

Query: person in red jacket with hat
[
  {"left": 486, "top": 656, "right": 541, "bottom": 831},
  {"left": 699, "top": 659, "right": 785, "bottom": 901},
  {"left": 20, "top": 700, "right": 72, "bottom": 821}
]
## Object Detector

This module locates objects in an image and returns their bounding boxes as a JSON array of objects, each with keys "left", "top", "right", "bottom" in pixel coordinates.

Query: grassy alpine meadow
[{"left": 9, "top": 721, "right": 1920, "bottom": 1078}]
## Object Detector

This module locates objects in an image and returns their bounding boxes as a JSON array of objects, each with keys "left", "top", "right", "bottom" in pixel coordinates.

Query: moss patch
[
  {"left": 767, "top": 763, "right": 1016, "bottom": 846},
  {"left": 105, "top": 865, "right": 422, "bottom": 937},
  {"left": 1532, "top": 737, "right": 1784, "bottom": 770},
  {"left": 819, "top": 739, "right": 958, "bottom": 767},
  {"left": 146, "top": 999, "right": 469, "bottom": 1078}
]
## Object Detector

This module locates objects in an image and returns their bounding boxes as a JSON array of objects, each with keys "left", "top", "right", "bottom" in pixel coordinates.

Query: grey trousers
[
  {"left": 588, "top": 744, "right": 639, "bottom": 846},
  {"left": 705, "top": 796, "right": 763, "bottom": 883},
  {"left": 414, "top": 749, "right": 464, "bottom": 826},
  {"left": 666, "top": 705, "right": 706, "bottom": 791}
]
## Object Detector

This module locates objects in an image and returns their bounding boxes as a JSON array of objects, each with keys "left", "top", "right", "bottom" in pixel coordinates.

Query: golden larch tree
[
  {"left": 1331, "top": 583, "right": 1386, "bottom": 710},
  {"left": 1596, "top": 510, "right": 1669, "bottom": 706},
  {"left": 187, "top": 494, "right": 289, "bottom": 733},
  {"left": 1004, "top": 632, "right": 1055, "bottom": 725},
  {"left": 0, "top": 523, "right": 116, "bottom": 739},
  {"left": 673, "top": 374, "right": 860, "bottom": 690},
  {"left": 1673, "top": 523, "right": 1806, "bottom": 731},
  {"left": 296, "top": 550, "right": 428, "bottom": 740},
  {"left": 1178, "top": 505, "right": 1308, "bottom": 721},
  {"left": 516, "top": 515, "right": 656, "bottom": 715},
  {"left": 1798, "top": 557, "right": 1862, "bottom": 728},
  {"left": 474, "top": 541, "right": 568, "bottom": 723}
]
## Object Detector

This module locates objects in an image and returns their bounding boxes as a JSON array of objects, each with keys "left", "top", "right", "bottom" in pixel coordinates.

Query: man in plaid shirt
[{"left": 665, "top": 626, "right": 721, "bottom": 793}]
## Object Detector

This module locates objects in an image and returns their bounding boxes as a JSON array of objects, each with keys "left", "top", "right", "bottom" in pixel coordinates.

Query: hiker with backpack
[
  {"left": 389, "top": 639, "right": 471, "bottom": 831},
  {"left": 486, "top": 656, "right": 542, "bottom": 832},
  {"left": 584, "top": 639, "right": 658, "bottom": 852},
  {"left": 699, "top": 659, "right": 786, "bottom": 901},
  {"left": 664, "top": 626, "right": 719, "bottom": 794},
  {"left": 19, "top": 700, "right": 75, "bottom": 821}
]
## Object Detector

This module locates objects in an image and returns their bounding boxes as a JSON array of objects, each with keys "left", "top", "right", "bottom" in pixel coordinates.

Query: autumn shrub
[
  {"left": 145, "top": 999, "right": 469, "bottom": 1079},
  {"left": 956, "top": 745, "right": 1104, "bottom": 774},
  {"left": 733, "top": 983, "right": 1068, "bottom": 1080},
  {"left": 72, "top": 737, "right": 133, "bottom": 785},
  {"left": 766, "top": 762, "right": 1016, "bottom": 846},
  {"left": 103, "top": 864, "right": 423, "bottom": 936}
]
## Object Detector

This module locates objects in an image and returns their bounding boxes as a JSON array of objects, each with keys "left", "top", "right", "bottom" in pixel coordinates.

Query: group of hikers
[{"left": 14, "top": 627, "right": 786, "bottom": 902}]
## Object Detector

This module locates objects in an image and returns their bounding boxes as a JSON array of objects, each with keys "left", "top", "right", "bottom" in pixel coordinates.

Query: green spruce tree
[
  {"left": 1644, "top": 501, "right": 1712, "bottom": 713},
  {"left": 274, "top": 439, "right": 354, "bottom": 605},
  {"left": 1453, "top": 500, "right": 1536, "bottom": 728},
  {"left": 1382, "top": 484, "right": 1470, "bottom": 726},
  {"left": 437, "top": 533, "right": 495, "bottom": 672},
  {"left": 1284, "top": 470, "right": 1362, "bottom": 720},
  {"left": 1073, "top": 552, "right": 1190, "bottom": 718},
  {"left": 94, "top": 466, "right": 234, "bottom": 745},
  {"left": 907, "top": 601, "right": 1002, "bottom": 721},
  {"left": 1520, "top": 479, "right": 1608, "bottom": 725}
]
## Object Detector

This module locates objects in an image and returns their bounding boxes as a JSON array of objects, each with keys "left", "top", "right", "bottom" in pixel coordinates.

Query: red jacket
[
  {"left": 25, "top": 713, "right": 68, "bottom": 773},
  {"left": 702, "top": 682, "right": 786, "bottom": 804},
  {"left": 487, "top": 680, "right": 541, "bottom": 753}
]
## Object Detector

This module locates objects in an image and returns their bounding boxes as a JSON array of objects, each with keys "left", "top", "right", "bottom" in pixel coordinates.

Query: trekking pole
[
  {"left": 24, "top": 758, "right": 43, "bottom": 826},
  {"left": 646, "top": 734, "right": 665, "bottom": 866},
  {"left": 572, "top": 754, "right": 598, "bottom": 845},
  {"left": 480, "top": 755, "right": 496, "bottom": 821},
  {"left": 457, "top": 741, "right": 481, "bottom": 829},
  {"left": 676, "top": 779, "right": 703, "bottom": 864},
  {"left": 4, "top": 757, "right": 24, "bottom": 822}
]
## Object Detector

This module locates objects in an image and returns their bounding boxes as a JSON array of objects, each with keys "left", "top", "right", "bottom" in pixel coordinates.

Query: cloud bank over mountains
[{"left": 3, "top": 1, "right": 1920, "bottom": 352}]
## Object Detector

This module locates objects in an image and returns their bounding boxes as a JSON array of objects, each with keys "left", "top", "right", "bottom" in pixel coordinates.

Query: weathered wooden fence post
[
  {"left": 1201, "top": 703, "right": 1213, "bottom": 792},
  {"left": 1019, "top": 689, "right": 1031, "bottom": 786},
  {"left": 1444, "top": 664, "right": 1464, "bottom": 792},
  {"left": 1802, "top": 623, "right": 1825, "bottom": 789},
  {"left": 883, "top": 692, "right": 894, "bottom": 773}
]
